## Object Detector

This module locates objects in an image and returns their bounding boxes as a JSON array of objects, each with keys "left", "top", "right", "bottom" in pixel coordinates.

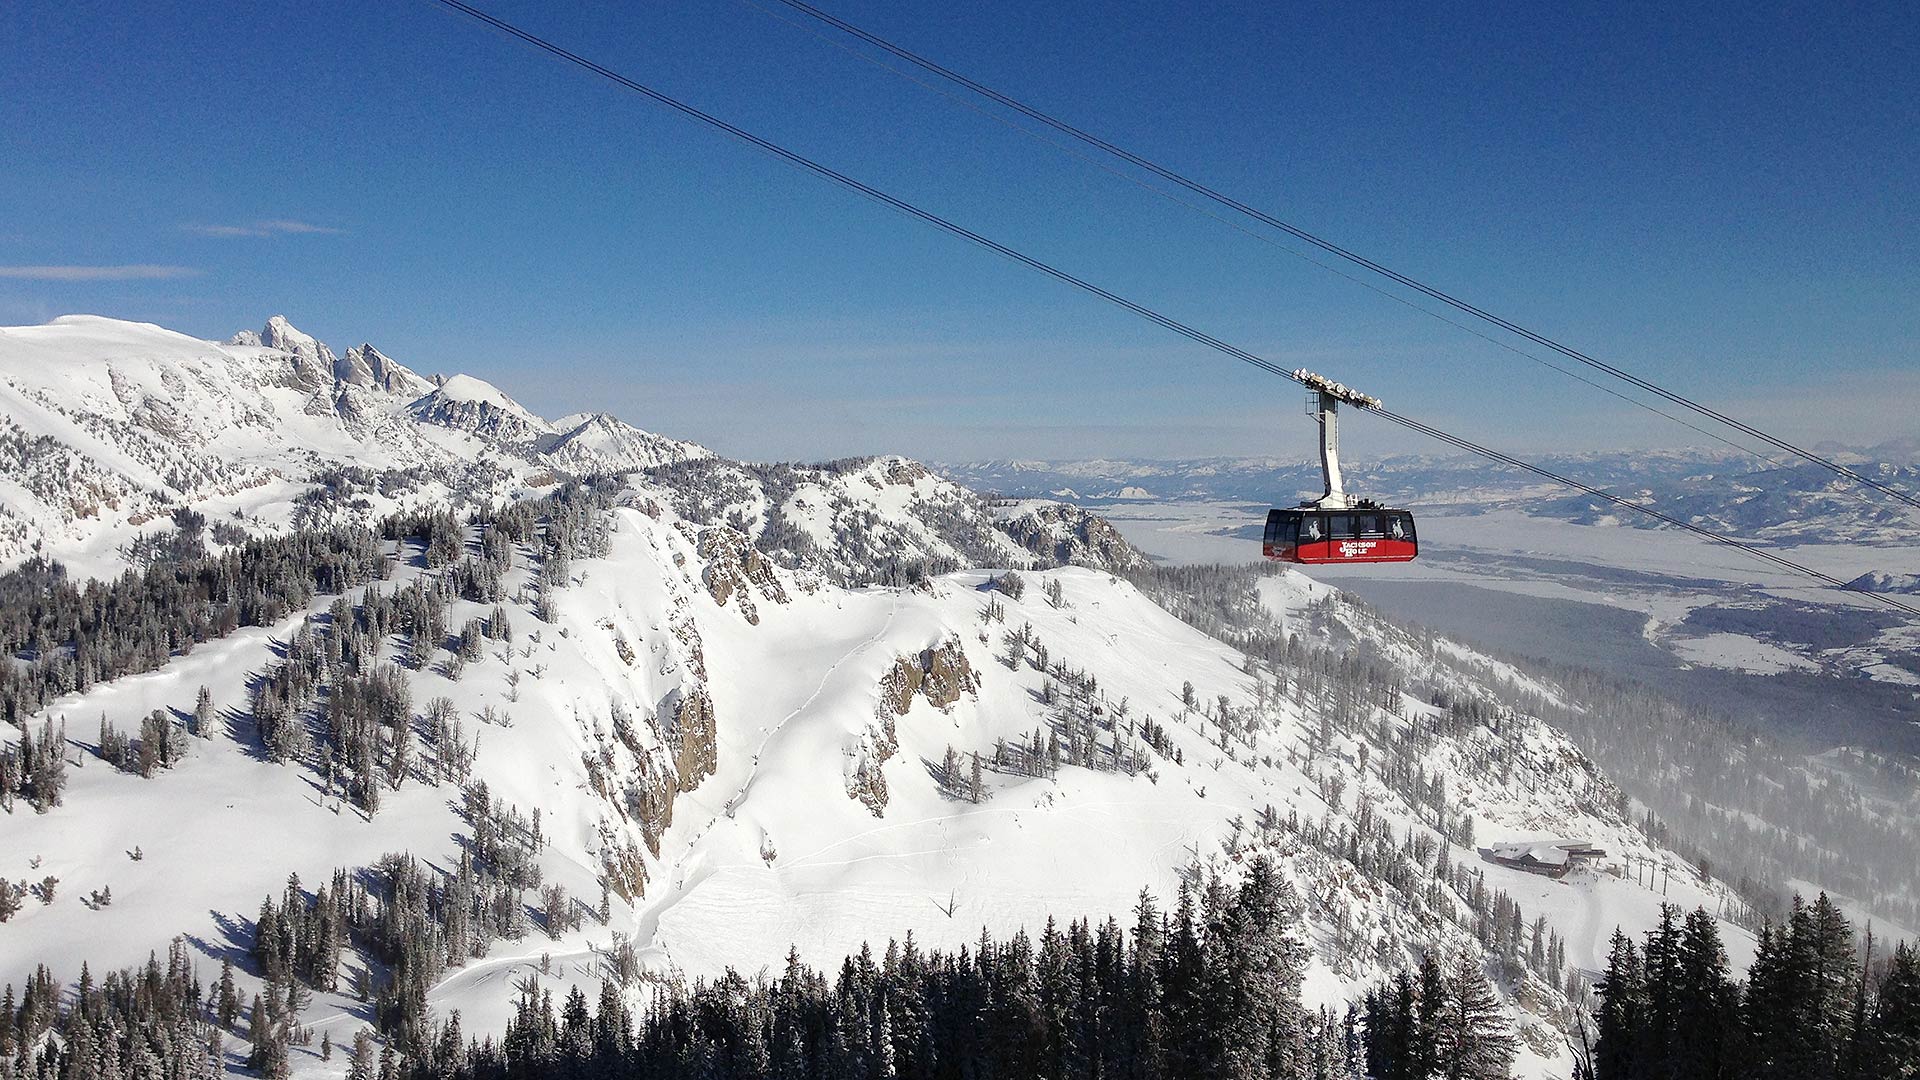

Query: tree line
[
  {"left": 0, "top": 523, "right": 390, "bottom": 726},
  {"left": 400, "top": 856, "right": 1519, "bottom": 1080},
  {"left": 1592, "top": 893, "right": 1920, "bottom": 1079}
]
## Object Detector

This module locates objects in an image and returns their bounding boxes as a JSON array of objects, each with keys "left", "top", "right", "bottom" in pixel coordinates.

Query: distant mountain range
[
  {"left": 0, "top": 315, "right": 710, "bottom": 572},
  {"left": 0, "top": 316, "right": 1132, "bottom": 581},
  {"left": 941, "top": 446, "right": 1920, "bottom": 546}
]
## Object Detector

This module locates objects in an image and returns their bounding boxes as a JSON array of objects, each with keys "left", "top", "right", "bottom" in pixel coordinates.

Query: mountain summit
[{"left": 0, "top": 314, "right": 711, "bottom": 573}]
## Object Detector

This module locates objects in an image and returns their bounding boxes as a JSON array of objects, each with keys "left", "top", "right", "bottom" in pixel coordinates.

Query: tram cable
[
  {"left": 739, "top": 0, "right": 1920, "bottom": 532},
  {"left": 734, "top": 0, "right": 1780, "bottom": 468},
  {"left": 425, "top": 0, "right": 1920, "bottom": 617},
  {"left": 752, "top": 0, "right": 1920, "bottom": 516}
]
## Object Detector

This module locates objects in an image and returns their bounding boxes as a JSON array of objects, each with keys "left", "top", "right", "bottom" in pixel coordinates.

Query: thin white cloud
[
  {"left": 256, "top": 219, "right": 340, "bottom": 234},
  {"left": 183, "top": 219, "right": 342, "bottom": 238},
  {"left": 0, "top": 265, "right": 201, "bottom": 281}
]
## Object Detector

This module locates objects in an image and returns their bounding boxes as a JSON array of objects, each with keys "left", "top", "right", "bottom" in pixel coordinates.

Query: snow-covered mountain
[
  {"left": 0, "top": 483, "right": 1749, "bottom": 1078},
  {"left": 403, "top": 373, "right": 555, "bottom": 448},
  {"left": 0, "top": 315, "right": 709, "bottom": 576},
  {"left": 542, "top": 411, "right": 711, "bottom": 474},
  {"left": 0, "top": 312, "right": 1827, "bottom": 1079}
]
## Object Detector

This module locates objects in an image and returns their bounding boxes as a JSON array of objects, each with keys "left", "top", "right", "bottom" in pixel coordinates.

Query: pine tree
[
  {"left": 1807, "top": 894, "right": 1858, "bottom": 1075},
  {"left": 1673, "top": 907, "right": 1737, "bottom": 1080},
  {"left": 1433, "top": 954, "right": 1516, "bottom": 1080},
  {"left": 348, "top": 1030, "right": 378, "bottom": 1080},
  {"left": 1641, "top": 904, "right": 1684, "bottom": 1076},
  {"left": 1228, "top": 857, "right": 1309, "bottom": 1080},
  {"left": 217, "top": 958, "right": 239, "bottom": 1029},
  {"left": 194, "top": 684, "right": 215, "bottom": 738},
  {"left": 1413, "top": 953, "right": 1447, "bottom": 1080},
  {"left": 1742, "top": 920, "right": 1798, "bottom": 1079},
  {"left": 1161, "top": 883, "right": 1207, "bottom": 1077},
  {"left": 247, "top": 992, "right": 275, "bottom": 1074},
  {"left": 1363, "top": 971, "right": 1418, "bottom": 1080},
  {"left": 1865, "top": 941, "right": 1920, "bottom": 1079},
  {"left": 1595, "top": 930, "right": 1645, "bottom": 1080},
  {"left": 1125, "top": 888, "right": 1167, "bottom": 1080}
]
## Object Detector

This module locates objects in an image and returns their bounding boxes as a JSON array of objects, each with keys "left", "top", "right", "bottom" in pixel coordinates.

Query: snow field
[{"left": 1, "top": 489, "right": 1763, "bottom": 1080}]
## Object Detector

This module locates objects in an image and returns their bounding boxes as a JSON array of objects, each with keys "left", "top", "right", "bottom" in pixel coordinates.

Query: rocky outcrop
[
  {"left": 996, "top": 502, "right": 1149, "bottom": 572},
  {"left": 880, "top": 458, "right": 931, "bottom": 486},
  {"left": 698, "top": 527, "right": 789, "bottom": 624},
  {"left": 846, "top": 707, "right": 899, "bottom": 817},
  {"left": 253, "top": 314, "right": 339, "bottom": 391},
  {"left": 623, "top": 752, "right": 678, "bottom": 855},
  {"left": 406, "top": 374, "right": 553, "bottom": 447},
  {"left": 920, "top": 637, "right": 978, "bottom": 708},
  {"left": 847, "top": 749, "right": 890, "bottom": 817},
  {"left": 879, "top": 656, "right": 921, "bottom": 716},
  {"left": 599, "top": 834, "right": 649, "bottom": 904},
  {"left": 338, "top": 343, "right": 433, "bottom": 396},
  {"left": 878, "top": 636, "right": 979, "bottom": 716},
  {"left": 669, "top": 686, "right": 718, "bottom": 791}
]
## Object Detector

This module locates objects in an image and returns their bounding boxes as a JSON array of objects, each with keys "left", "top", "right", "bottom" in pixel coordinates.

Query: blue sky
[{"left": 2, "top": 0, "right": 1914, "bottom": 463}]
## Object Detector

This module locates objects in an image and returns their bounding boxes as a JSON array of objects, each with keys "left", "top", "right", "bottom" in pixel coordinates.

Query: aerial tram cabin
[{"left": 1263, "top": 371, "right": 1418, "bottom": 565}]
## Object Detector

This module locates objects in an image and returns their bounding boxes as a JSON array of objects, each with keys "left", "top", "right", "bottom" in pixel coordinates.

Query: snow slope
[
  {"left": 0, "top": 313, "right": 1778, "bottom": 1079},
  {"left": 3, "top": 487, "right": 1754, "bottom": 1078}
]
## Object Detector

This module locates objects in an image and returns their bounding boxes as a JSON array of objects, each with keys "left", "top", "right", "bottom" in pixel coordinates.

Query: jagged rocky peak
[
  {"left": 339, "top": 342, "right": 433, "bottom": 396},
  {"left": 228, "top": 315, "right": 338, "bottom": 391},
  {"left": 995, "top": 499, "right": 1150, "bottom": 572}
]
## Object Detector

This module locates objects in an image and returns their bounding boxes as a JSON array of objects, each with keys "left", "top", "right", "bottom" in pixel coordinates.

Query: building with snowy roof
[{"left": 1478, "top": 838, "right": 1607, "bottom": 879}]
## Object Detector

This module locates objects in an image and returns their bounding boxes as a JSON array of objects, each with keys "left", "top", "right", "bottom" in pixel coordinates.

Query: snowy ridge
[
  {"left": 1, "top": 485, "right": 1754, "bottom": 1078},
  {"left": 541, "top": 412, "right": 712, "bottom": 475},
  {"left": 0, "top": 315, "right": 710, "bottom": 575},
  {"left": 636, "top": 455, "right": 1142, "bottom": 585}
]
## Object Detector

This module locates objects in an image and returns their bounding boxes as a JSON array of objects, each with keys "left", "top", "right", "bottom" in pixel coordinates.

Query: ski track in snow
[
  {"left": 728, "top": 590, "right": 903, "bottom": 818},
  {"left": 778, "top": 799, "right": 1186, "bottom": 873},
  {"left": 635, "top": 590, "right": 903, "bottom": 968}
]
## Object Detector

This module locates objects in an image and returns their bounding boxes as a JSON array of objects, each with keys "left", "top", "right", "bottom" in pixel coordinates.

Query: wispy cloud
[
  {"left": 0, "top": 265, "right": 201, "bottom": 281},
  {"left": 183, "top": 219, "right": 342, "bottom": 239}
]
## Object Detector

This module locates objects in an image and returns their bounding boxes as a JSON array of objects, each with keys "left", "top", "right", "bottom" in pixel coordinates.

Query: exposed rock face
[
  {"left": 406, "top": 374, "right": 553, "bottom": 447},
  {"left": 920, "top": 637, "right": 977, "bottom": 709},
  {"left": 338, "top": 343, "right": 433, "bottom": 396},
  {"left": 698, "top": 526, "right": 789, "bottom": 624},
  {"left": 671, "top": 687, "right": 718, "bottom": 790},
  {"left": 879, "top": 656, "right": 922, "bottom": 716},
  {"left": 880, "top": 459, "right": 931, "bottom": 486},
  {"left": 600, "top": 835, "right": 649, "bottom": 903},
  {"left": 847, "top": 750, "right": 890, "bottom": 817},
  {"left": 879, "top": 636, "right": 979, "bottom": 716},
  {"left": 996, "top": 502, "right": 1149, "bottom": 572},
  {"left": 576, "top": 547, "right": 721, "bottom": 891},
  {"left": 846, "top": 708, "right": 899, "bottom": 817},
  {"left": 255, "top": 314, "right": 338, "bottom": 391}
]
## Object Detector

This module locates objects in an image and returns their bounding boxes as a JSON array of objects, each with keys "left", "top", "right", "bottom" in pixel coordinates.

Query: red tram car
[{"left": 1263, "top": 370, "right": 1419, "bottom": 566}]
